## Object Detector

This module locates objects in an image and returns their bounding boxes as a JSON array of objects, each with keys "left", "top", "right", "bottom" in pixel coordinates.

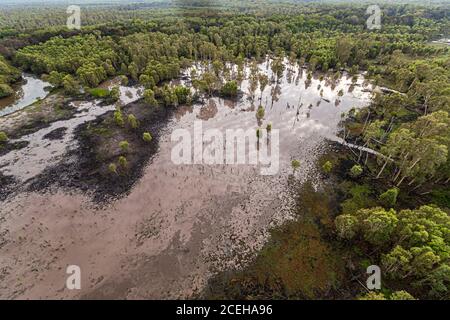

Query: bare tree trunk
[{"left": 376, "top": 156, "right": 391, "bottom": 179}]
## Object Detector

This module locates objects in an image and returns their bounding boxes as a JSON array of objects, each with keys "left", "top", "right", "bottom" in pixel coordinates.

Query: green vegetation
[
  {"left": 256, "top": 106, "right": 265, "bottom": 120},
  {"left": 322, "top": 161, "right": 333, "bottom": 173},
  {"left": 127, "top": 114, "right": 138, "bottom": 129},
  {"left": 0, "top": 55, "right": 20, "bottom": 98},
  {"left": 0, "top": 131, "right": 8, "bottom": 143},
  {"left": 336, "top": 205, "right": 450, "bottom": 299},
  {"left": 108, "top": 163, "right": 117, "bottom": 174},
  {"left": 118, "top": 156, "right": 127, "bottom": 168},
  {"left": 113, "top": 109, "right": 124, "bottom": 127},
  {"left": 350, "top": 164, "right": 363, "bottom": 178},
  {"left": 220, "top": 81, "right": 238, "bottom": 97},
  {"left": 143, "top": 132, "right": 152, "bottom": 143},
  {"left": 379, "top": 187, "right": 399, "bottom": 207},
  {"left": 0, "top": 0, "right": 449, "bottom": 301},
  {"left": 119, "top": 140, "right": 129, "bottom": 153},
  {"left": 291, "top": 159, "right": 301, "bottom": 173}
]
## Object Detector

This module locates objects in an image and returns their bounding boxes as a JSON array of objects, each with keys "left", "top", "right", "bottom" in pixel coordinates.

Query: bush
[
  {"left": 88, "top": 88, "right": 110, "bottom": 98},
  {"left": 0, "top": 131, "right": 8, "bottom": 143},
  {"left": 174, "top": 86, "right": 191, "bottom": 105},
  {"left": 127, "top": 114, "right": 138, "bottom": 129},
  {"left": 379, "top": 187, "right": 399, "bottom": 207},
  {"left": 0, "top": 83, "right": 14, "bottom": 98},
  {"left": 266, "top": 123, "right": 272, "bottom": 132},
  {"left": 143, "top": 132, "right": 152, "bottom": 142},
  {"left": 120, "top": 75, "right": 128, "bottom": 86},
  {"left": 322, "top": 161, "right": 333, "bottom": 173},
  {"left": 291, "top": 159, "right": 301, "bottom": 172},
  {"left": 220, "top": 81, "right": 238, "bottom": 97},
  {"left": 108, "top": 163, "right": 117, "bottom": 174},
  {"left": 350, "top": 164, "right": 363, "bottom": 177},
  {"left": 119, "top": 140, "right": 129, "bottom": 153},
  {"left": 118, "top": 156, "right": 127, "bottom": 168},
  {"left": 256, "top": 128, "right": 261, "bottom": 139},
  {"left": 114, "top": 109, "right": 124, "bottom": 127},
  {"left": 109, "top": 86, "right": 120, "bottom": 102},
  {"left": 256, "top": 106, "right": 265, "bottom": 120}
]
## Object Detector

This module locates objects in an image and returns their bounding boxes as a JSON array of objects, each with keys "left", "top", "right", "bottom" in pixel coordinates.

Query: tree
[
  {"left": 0, "top": 131, "right": 8, "bottom": 143},
  {"left": 256, "top": 106, "right": 265, "bottom": 120},
  {"left": 258, "top": 73, "right": 269, "bottom": 100},
  {"left": 127, "top": 114, "right": 138, "bottom": 129},
  {"left": 62, "top": 75, "right": 79, "bottom": 95},
  {"left": 109, "top": 86, "right": 120, "bottom": 102},
  {"left": 118, "top": 156, "right": 127, "bottom": 168},
  {"left": 379, "top": 188, "right": 399, "bottom": 207},
  {"left": 143, "top": 89, "right": 157, "bottom": 107},
  {"left": 390, "top": 290, "right": 416, "bottom": 300},
  {"left": 220, "top": 81, "right": 238, "bottom": 97},
  {"left": 119, "top": 140, "right": 129, "bottom": 152},
  {"left": 114, "top": 109, "right": 124, "bottom": 127},
  {"left": 291, "top": 159, "right": 301, "bottom": 173},
  {"left": 0, "top": 83, "right": 13, "bottom": 98},
  {"left": 335, "top": 214, "right": 358, "bottom": 240},
  {"left": 350, "top": 165, "right": 363, "bottom": 178},
  {"left": 108, "top": 163, "right": 117, "bottom": 174},
  {"left": 143, "top": 132, "right": 152, "bottom": 142},
  {"left": 322, "top": 161, "right": 333, "bottom": 173}
]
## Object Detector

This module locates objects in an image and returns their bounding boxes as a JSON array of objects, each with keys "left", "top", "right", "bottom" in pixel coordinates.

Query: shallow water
[
  {"left": 0, "top": 82, "right": 142, "bottom": 182},
  {"left": 0, "top": 74, "right": 51, "bottom": 117},
  {"left": 0, "top": 61, "right": 372, "bottom": 299}
]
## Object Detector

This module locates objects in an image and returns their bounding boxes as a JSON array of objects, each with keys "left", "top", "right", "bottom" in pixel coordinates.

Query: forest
[{"left": 0, "top": 0, "right": 449, "bottom": 301}]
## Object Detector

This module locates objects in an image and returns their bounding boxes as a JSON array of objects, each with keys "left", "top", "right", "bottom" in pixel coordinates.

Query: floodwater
[
  {"left": 0, "top": 61, "right": 372, "bottom": 299},
  {"left": 0, "top": 80, "right": 142, "bottom": 182},
  {"left": 0, "top": 74, "right": 51, "bottom": 117}
]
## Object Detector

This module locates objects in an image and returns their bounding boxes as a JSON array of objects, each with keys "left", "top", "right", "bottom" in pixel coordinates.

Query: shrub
[
  {"left": 114, "top": 109, "right": 124, "bottom": 127},
  {"left": 0, "top": 83, "right": 14, "bottom": 98},
  {"left": 0, "top": 131, "right": 8, "bottom": 143},
  {"left": 119, "top": 140, "right": 129, "bottom": 153},
  {"left": 143, "top": 132, "right": 152, "bottom": 142},
  {"left": 322, "top": 161, "right": 333, "bottom": 173},
  {"left": 118, "top": 156, "right": 127, "bottom": 168},
  {"left": 256, "top": 128, "right": 261, "bottom": 139},
  {"left": 174, "top": 86, "right": 191, "bottom": 105},
  {"left": 350, "top": 164, "right": 363, "bottom": 177},
  {"left": 127, "top": 114, "right": 138, "bottom": 129},
  {"left": 108, "top": 163, "right": 117, "bottom": 174},
  {"left": 120, "top": 75, "right": 128, "bottom": 86},
  {"left": 109, "top": 86, "right": 120, "bottom": 102},
  {"left": 266, "top": 123, "right": 272, "bottom": 132},
  {"left": 220, "top": 81, "right": 238, "bottom": 97},
  {"left": 88, "top": 88, "right": 110, "bottom": 98},
  {"left": 379, "top": 187, "right": 399, "bottom": 207},
  {"left": 291, "top": 159, "right": 301, "bottom": 172},
  {"left": 256, "top": 106, "right": 265, "bottom": 120}
]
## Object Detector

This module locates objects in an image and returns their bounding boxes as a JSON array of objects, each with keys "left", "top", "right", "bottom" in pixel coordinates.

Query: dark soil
[
  {"left": 27, "top": 99, "right": 174, "bottom": 203},
  {"left": 0, "top": 172, "right": 17, "bottom": 202},
  {"left": 43, "top": 127, "right": 67, "bottom": 140},
  {"left": 0, "top": 140, "right": 29, "bottom": 157}
]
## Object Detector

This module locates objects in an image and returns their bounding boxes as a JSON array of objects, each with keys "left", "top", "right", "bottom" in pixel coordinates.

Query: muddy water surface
[
  {"left": 0, "top": 74, "right": 51, "bottom": 117},
  {"left": 0, "top": 63, "right": 372, "bottom": 299}
]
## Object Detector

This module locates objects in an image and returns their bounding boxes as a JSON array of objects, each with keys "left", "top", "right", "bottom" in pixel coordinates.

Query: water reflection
[{"left": 0, "top": 74, "right": 51, "bottom": 117}]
